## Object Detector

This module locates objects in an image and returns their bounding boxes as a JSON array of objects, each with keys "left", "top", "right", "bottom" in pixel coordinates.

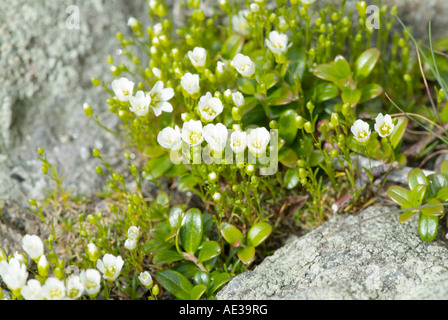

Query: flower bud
[
  {"left": 86, "top": 243, "right": 99, "bottom": 262},
  {"left": 212, "top": 192, "right": 222, "bottom": 202},
  {"left": 304, "top": 121, "right": 314, "bottom": 133},
  {"left": 83, "top": 103, "right": 94, "bottom": 118},
  {"left": 38, "top": 255, "right": 49, "bottom": 277},
  {"left": 331, "top": 113, "right": 340, "bottom": 127}
]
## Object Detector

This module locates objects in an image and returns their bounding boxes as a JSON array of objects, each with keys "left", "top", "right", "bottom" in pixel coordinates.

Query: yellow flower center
[
  {"left": 105, "top": 266, "right": 116, "bottom": 278},
  {"left": 189, "top": 132, "right": 202, "bottom": 144},
  {"left": 50, "top": 288, "right": 63, "bottom": 299},
  {"left": 358, "top": 131, "right": 368, "bottom": 140},
  {"left": 202, "top": 106, "right": 216, "bottom": 117},
  {"left": 380, "top": 124, "right": 391, "bottom": 136},
  {"left": 86, "top": 280, "right": 97, "bottom": 290}
]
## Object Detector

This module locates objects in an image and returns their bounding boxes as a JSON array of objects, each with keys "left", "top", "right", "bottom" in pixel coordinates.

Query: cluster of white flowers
[
  {"left": 111, "top": 77, "right": 174, "bottom": 117},
  {"left": 0, "top": 234, "right": 129, "bottom": 300},
  {"left": 351, "top": 113, "right": 395, "bottom": 143},
  {"left": 158, "top": 119, "right": 271, "bottom": 158},
  {"left": 124, "top": 226, "right": 140, "bottom": 251}
]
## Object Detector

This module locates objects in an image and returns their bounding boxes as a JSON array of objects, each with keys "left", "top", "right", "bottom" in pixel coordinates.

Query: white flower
[
  {"left": 204, "top": 123, "right": 228, "bottom": 152},
  {"left": 153, "top": 23, "right": 163, "bottom": 35},
  {"left": 232, "top": 10, "right": 250, "bottom": 36},
  {"left": 158, "top": 126, "right": 182, "bottom": 150},
  {"left": 374, "top": 113, "right": 395, "bottom": 138},
  {"left": 111, "top": 77, "right": 135, "bottom": 102},
  {"left": 247, "top": 127, "right": 271, "bottom": 157},
  {"left": 80, "top": 269, "right": 101, "bottom": 297},
  {"left": 266, "top": 31, "right": 291, "bottom": 55},
  {"left": 301, "top": 0, "right": 316, "bottom": 5},
  {"left": 181, "top": 120, "right": 204, "bottom": 147},
  {"left": 96, "top": 254, "right": 124, "bottom": 281},
  {"left": 351, "top": 119, "right": 371, "bottom": 143},
  {"left": 127, "top": 226, "right": 140, "bottom": 240},
  {"left": 138, "top": 271, "right": 153, "bottom": 288},
  {"left": 149, "top": 81, "right": 175, "bottom": 117},
  {"left": 250, "top": 3, "right": 260, "bottom": 12},
  {"left": 230, "top": 130, "right": 247, "bottom": 153},
  {"left": 188, "top": 47, "right": 207, "bottom": 69},
  {"left": 22, "top": 234, "right": 44, "bottom": 261},
  {"left": 149, "top": 0, "right": 157, "bottom": 10},
  {"left": 232, "top": 92, "right": 245, "bottom": 107},
  {"left": 152, "top": 67, "right": 162, "bottom": 79},
  {"left": 129, "top": 91, "right": 152, "bottom": 117},
  {"left": 212, "top": 192, "right": 222, "bottom": 202},
  {"left": 0, "top": 258, "right": 28, "bottom": 292},
  {"left": 198, "top": 92, "right": 224, "bottom": 122},
  {"left": 127, "top": 17, "right": 138, "bottom": 28},
  {"left": 66, "top": 276, "right": 84, "bottom": 300},
  {"left": 21, "top": 279, "right": 44, "bottom": 300},
  {"left": 181, "top": 73, "right": 200, "bottom": 96},
  {"left": 231, "top": 53, "right": 256, "bottom": 78},
  {"left": 124, "top": 239, "right": 137, "bottom": 251},
  {"left": 216, "top": 61, "right": 226, "bottom": 75},
  {"left": 42, "top": 277, "right": 66, "bottom": 300}
]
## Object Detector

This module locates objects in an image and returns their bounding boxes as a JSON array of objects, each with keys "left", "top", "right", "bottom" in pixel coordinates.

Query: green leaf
[
  {"left": 155, "top": 270, "right": 193, "bottom": 300},
  {"left": 237, "top": 78, "right": 256, "bottom": 95},
  {"left": 153, "top": 249, "right": 185, "bottom": 265},
  {"left": 169, "top": 206, "right": 184, "bottom": 230},
  {"left": 247, "top": 222, "right": 273, "bottom": 247},
  {"left": 437, "top": 187, "right": 448, "bottom": 202},
  {"left": 143, "top": 154, "right": 173, "bottom": 181},
  {"left": 429, "top": 173, "right": 448, "bottom": 192},
  {"left": 286, "top": 47, "right": 306, "bottom": 82},
  {"left": 197, "top": 241, "right": 221, "bottom": 263},
  {"left": 279, "top": 110, "right": 299, "bottom": 145},
  {"left": 143, "top": 145, "right": 166, "bottom": 158},
  {"left": 387, "top": 186, "right": 412, "bottom": 208},
  {"left": 193, "top": 271, "right": 210, "bottom": 286},
  {"left": 237, "top": 246, "right": 256, "bottom": 265},
  {"left": 178, "top": 174, "right": 199, "bottom": 192},
  {"left": 421, "top": 198, "right": 444, "bottom": 217},
  {"left": 180, "top": 208, "right": 203, "bottom": 254},
  {"left": 306, "top": 83, "right": 340, "bottom": 103},
  {"left": 359, "top": 84, "right": 383, "bottom": 103},
  {"left": 441, "top": 161, "right": 448, "bottom": 175},
  {"left": 220, "top": 223, "right": 244, "bottom": 247},
  {"left": 278, "top": 147, "right": 298, "bottom": 168},
  {"left": 341, "top": 89, "right": 362, "bottom": 107},
  {"left": 171, "top": 262, "right": 200, "bottom": 280},
  {"left": 208, "top": 272, "right": 231, "bottom": 295},
  {"left": 389, "top": 117, "right": 408, "bottom": 149},
  {"left": 418, "top": 213, "right": 439, "bottom": 242},
  {"left": 267, "top": 87, "right": 294, "bottom": 106},
  {"left": 408, "top": 168, "right": 429, "bottom": 191},
  {"left": 399, "top": 210, "right": 418, "bottom": 224},
  {"left": 284, "top": 168, "right": 300, "bottom": 190},
  {"left": 355, "top": 48, "right": 381, "bottom": 81},
  {"left": 190, "top": 284, "right": 207, "bottom": 300},
  {"left": 409, "top": 184, "right": 427, "bottom": 207},
  {"left": 262, "top": 73, "right": 280, "bottom": 90},
  {"left": 222, "top": 34, "right": 244, "bottom": 60}
]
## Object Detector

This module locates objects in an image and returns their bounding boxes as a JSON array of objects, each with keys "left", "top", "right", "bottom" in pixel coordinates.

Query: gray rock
[
  {"left": 217, "top": 206, "right": 448, "bottom": 300},
  {"left": 0, "top": 0, "right": 150, "bottom": 204}
]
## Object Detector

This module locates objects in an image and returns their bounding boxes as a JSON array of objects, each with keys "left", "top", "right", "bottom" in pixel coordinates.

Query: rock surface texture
[
  {"left": 0, "top": 0, "right": 149, "bottom": 253},
  {"left": 218, "top": 206, "right": 448, "bottom": 300}
]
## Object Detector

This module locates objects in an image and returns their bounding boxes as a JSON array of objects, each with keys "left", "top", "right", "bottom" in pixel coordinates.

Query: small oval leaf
[
  {"left": 155, "top": 270, "right": 193, "bottom": 300},
  {"left": 220, "top": 223, "right": 244, "bottom": 247},
  {"left": 197, "top": 241, "right": 221, "bottom": 263},
  {"left": 418, "top": 213, "right": 439, "bottom": 242},
  {"left": 190, "top": 284, "right": 207, "bottom": 300},
  {"left": 421, "top": 198, "right": 444, "bottom": 217},
  {"left": 387, "top": 186, "right": 412, "bottom": 208},
  {"left": 153, "top": 249, "right": 185, "bottom": 265},
  {"left": 237, "top": 246, "right": 256, "bottom": 265},
  {"left": 247, "top": 222, "right": 273, "bottom": 247},
  {"left": 180, "top": 208, "right": 203, "bottom": 254},
  {"left": 355, "top": 48, "right": 381, "bottom": 81},
  {"left": 408, "top": 168, "right": 428, "bottom": 191},
  {"left": 267, "top": 87, "right": 294, "bottom": 106}
]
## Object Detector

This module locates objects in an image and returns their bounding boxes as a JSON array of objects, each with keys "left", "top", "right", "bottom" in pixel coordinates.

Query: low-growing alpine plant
[{"left": 3, "top": 0, "right": 442, "bottom": 300}]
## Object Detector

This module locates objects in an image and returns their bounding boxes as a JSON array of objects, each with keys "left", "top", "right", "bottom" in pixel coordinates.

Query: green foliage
[{"left": 387, "top": 164, "right": 448, "bottom": 242}]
